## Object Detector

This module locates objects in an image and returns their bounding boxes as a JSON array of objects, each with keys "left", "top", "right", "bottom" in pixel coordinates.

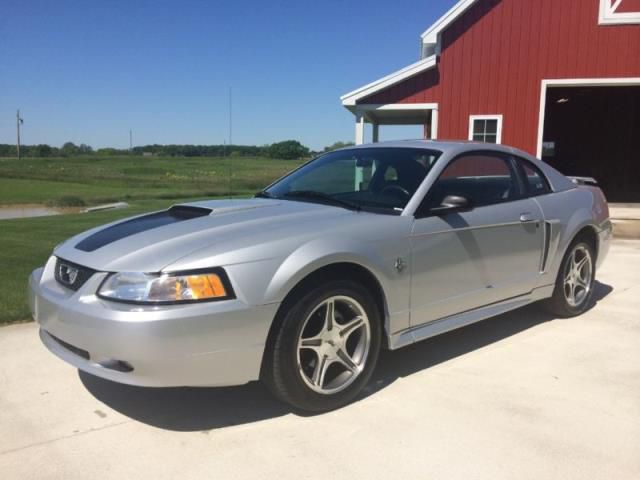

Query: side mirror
[{"left": 429, "top": 194, "right": 472, "bottom": 215}]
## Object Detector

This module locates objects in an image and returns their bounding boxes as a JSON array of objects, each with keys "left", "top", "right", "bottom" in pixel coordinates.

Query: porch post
[
  {"left": 372, "top": 123, "right": 379, "bottom": 143},
  {"left": 431, "top": 108, "right": 439, "bottom": 139},
  {"left": 355, "top": 110, "right": 365, "bottom": 145}
]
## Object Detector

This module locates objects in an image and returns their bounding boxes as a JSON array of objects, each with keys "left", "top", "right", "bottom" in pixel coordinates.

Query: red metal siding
[{"left": 358, "top": 0, "right": 640, "bottom": 155}]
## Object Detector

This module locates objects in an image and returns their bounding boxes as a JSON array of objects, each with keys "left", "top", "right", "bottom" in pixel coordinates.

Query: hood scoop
[{"left": 75, "top": 205, "right": 212, "bottom": 253}]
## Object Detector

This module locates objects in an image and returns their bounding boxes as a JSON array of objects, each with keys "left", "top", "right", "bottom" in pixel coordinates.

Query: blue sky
[{"left": 1, "top": 0, "right": 452, "bottom": 150}]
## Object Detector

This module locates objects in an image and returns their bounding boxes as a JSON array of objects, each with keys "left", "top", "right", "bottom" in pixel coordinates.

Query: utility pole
[
  {"left": 228, "top": 87, "right": 233, "bottom": 199},
  {"left": 229, "top": 86, "right": 233, "bottom": 147},
  {"left": 16, "top": 110, "right": 23, "bottom": 160},
  {"left": 129, "top": 129, "right": 133, "bottom": 153}
]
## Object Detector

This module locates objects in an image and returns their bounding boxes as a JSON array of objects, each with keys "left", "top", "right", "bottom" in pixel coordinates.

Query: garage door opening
[{"left": 541, "top": 85, "right": 640, "bottom": 202}]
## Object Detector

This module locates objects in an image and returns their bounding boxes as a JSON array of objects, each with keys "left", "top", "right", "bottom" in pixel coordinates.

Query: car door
[{"left": 409, "top": 151, "right": 544, "bottom": 326}]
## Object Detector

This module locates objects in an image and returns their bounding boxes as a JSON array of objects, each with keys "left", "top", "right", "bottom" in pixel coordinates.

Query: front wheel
[
  {"left": 262, "top": 280, "right": 381, "bottom": 412},
  {"left": 546, "top": 240, "right": 596, "bottom": 317}
]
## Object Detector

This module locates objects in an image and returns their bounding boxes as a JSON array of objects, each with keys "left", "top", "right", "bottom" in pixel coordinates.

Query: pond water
[{"left": 0, "top": 206, "right": 79, "bottom": 220}]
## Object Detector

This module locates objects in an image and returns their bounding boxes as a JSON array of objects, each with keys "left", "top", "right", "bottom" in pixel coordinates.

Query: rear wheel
[
  {"left": 546, "top": 240, "right": 595, "bottom": 317},
  {"left": 262, "top": 280, "right": 381, "bottom": 412}
]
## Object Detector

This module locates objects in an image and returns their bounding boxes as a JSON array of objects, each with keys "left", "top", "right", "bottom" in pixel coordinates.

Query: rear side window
[
  {"left": 424, "top": 152, "right": 520, "bottom": 210},
  {"left": 516, "top": 158, "right": 551, "bottom": 196}
]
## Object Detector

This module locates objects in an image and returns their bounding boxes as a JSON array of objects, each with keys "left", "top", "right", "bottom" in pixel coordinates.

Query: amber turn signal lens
[{"left": 185, "top": 274, "right": 227, "bottom": 299}]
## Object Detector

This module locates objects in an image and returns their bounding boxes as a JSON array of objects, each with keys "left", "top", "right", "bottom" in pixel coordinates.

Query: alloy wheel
[
  {"left": 296, "top": 295, "right": 371, "bottom": 395},
  {"left": 563, "top": 245, "right": 593, "bottom": 307}
]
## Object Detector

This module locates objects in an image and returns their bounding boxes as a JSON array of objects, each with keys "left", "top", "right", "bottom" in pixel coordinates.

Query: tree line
[{"left": 0, "top": 140, "right": 353, "bottom": 160}]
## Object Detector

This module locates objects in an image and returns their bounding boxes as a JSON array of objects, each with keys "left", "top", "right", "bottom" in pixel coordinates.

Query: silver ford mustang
[{"left": 29, "top": 140, "right": 612, "bottom": 412}]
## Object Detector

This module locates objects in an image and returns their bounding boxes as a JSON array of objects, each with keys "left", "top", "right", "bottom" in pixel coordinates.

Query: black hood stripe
[{"left": 75, "top": 205, "right": 212, "bottom": 252}]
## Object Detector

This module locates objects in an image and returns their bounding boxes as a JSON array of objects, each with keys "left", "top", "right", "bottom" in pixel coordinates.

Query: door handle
[{"left": 520, "top": 212, "right": 535, "bottom": 222}]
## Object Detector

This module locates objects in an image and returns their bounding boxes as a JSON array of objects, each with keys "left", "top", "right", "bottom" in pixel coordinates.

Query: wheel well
[
  {"left": 261, "top": 262, "right": 389, "bottom": 376},
  {"left": 573, "top": 225, "right": 598, "bottom": 260}
]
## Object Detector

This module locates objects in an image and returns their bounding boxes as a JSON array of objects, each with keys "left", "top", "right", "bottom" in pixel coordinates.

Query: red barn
[{"left": 341, "top": 0, "right": 640, "bottom": 201}]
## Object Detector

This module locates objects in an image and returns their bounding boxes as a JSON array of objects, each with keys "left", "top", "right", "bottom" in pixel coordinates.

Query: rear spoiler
[{"left": 568, "top": 176, "right": 598, "bottom": 187}]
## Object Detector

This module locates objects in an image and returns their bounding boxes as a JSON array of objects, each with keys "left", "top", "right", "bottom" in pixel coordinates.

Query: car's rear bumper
[{"left": 29, "top": 258, "right": 279, "bottom": 387}]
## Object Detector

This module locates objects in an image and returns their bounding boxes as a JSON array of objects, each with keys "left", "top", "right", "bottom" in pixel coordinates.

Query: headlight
[{"left": 97, "top": 269, "right": 233, "bottom": 304}]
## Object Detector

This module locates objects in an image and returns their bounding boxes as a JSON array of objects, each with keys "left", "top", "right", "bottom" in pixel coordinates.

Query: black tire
[
  {"left": 261, "top": 279, "right": 382, "bottom": 412},
  {"left": 545, "top": 239, "right": 596, "bottom": 317}
]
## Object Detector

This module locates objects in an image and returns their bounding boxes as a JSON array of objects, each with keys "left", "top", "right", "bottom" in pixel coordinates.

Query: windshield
[{"left": 262, "top": 147, "right": 442, "bottom": 213}]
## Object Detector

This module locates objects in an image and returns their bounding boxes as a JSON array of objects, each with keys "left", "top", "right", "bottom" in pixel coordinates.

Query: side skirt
[{"left": 387, "top": 284, "right": 554, "bottom": 350}]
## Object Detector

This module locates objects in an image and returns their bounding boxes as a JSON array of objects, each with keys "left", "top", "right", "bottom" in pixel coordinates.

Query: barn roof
[{"left": 341, "top": 0, "right": 479, "bottom": 107}]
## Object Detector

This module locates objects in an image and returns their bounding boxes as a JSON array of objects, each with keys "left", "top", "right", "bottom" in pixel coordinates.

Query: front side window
[
  {"left": 469, "top": 115, "right": 502, "bottom": 144},
  {"left": 263, "top": 148, "right": 441, "bottom": 213},
  {"left": 422, "top": 152, "right": 519, "bottom": 211}
]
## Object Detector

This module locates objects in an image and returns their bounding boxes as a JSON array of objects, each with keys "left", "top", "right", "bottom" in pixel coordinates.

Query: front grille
[
  {"left": 48, "top": 332, "right": 90, "bottom": 360},
  {"left": 54, "top": 257, "right": 96, "bottom": 291}
]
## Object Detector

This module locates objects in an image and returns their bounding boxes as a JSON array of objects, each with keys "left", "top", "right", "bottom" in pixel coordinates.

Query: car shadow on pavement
[{"left": 80, "top": 281, "right": 612, "bottom": 431}]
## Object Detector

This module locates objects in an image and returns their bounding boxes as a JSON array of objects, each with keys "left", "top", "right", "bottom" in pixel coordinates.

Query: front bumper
[{"left": 29, "top": 257, "right": 279, "bottom": 387}]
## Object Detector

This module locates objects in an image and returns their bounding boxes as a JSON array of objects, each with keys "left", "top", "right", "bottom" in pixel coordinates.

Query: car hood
[{"left": 54, "top": 199, "right": 361, "bottom": 272}]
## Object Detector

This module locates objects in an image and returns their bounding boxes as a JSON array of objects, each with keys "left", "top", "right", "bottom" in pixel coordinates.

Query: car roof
[
  {"left": 343, "top": 139, "right": 521, "bottom": 156},
  {"left": 336, "top": 139, "right": 575, "bottom": 194}
]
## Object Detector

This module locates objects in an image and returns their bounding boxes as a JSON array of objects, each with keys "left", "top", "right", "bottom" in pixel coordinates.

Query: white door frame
[{"left": 536, "top": 77, "right": 640, "bottom": 158}]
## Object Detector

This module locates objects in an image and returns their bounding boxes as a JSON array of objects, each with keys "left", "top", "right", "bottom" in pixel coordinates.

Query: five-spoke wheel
[
  {"left": 563, "top": 245, "right": 593, "bottom": 308},
  {"left": 547, "top": 239, "right": 596, "bottom": 317},
  {"left": 262, "top": 279, "right": 381, "bottom": 412},
  {"left": 297, "top": 296, "right": 370, "bottom": 394}
]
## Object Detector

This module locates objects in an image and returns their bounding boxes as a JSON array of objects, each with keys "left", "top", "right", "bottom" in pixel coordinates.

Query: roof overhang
[
  {"left": 420, "top": 0, "right": 479, "bottom": 45},
  {"left": 341, "top": 0, "right": 481, "bottom": 110},
  {"left": 356, "top": 103, "right": 439, "bottom": 124},
  {"left": 340, "top": 56, "right": 437, "bottom": 108}
]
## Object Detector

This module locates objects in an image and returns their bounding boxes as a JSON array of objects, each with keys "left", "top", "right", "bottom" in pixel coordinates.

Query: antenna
[
  {"left": 129, "top": 129, "right": 133, "bottom": 153},
  {"left": 16, "top": 109, "right": 23, "bottom": 160}
]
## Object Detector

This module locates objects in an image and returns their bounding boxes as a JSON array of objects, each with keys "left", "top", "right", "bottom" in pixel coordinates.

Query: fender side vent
[{"left": 540, "top": 221, "right": 552, "bottom": 273}]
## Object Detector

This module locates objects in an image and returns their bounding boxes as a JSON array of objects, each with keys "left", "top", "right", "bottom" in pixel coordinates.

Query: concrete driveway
[{"left": 1, "top": 240, "right": 639, "bottom": 480}]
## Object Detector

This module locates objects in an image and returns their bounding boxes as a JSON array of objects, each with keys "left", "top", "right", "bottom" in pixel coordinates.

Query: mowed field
[
  {"left": 0, "top": 155, "right": 301, "bottom": 205},
  {"left": 0, "top": 155, "right": 304, "bottom": 323}
]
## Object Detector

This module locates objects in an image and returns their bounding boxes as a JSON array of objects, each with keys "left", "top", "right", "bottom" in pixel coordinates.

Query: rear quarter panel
[{"left": 533, "top": 186, "right": 606, "bottom": 287}]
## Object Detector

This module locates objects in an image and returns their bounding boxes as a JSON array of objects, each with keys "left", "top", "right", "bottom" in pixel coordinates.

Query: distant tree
[
  {"left": 267, "top": 140, "right": 310, "bottom": 160},
  {"left": 34, "top": 144, "right": 53, "bottom": 157},
  {"left": 61, "top": 142, "right": 79, "bottom": 156},
  {"left": 78, "top": 143, "right": 93, "bottom": 154},
  {"left": 0, "top": 144, "right": 16, "bottom": 157},
  {"left": 323, "top": 141, "right": 354, "bottom": 152}
]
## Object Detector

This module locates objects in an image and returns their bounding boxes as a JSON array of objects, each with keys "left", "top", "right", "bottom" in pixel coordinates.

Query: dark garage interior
[{"left": 542, "top": 85, "right": 640, "bottom": 202}]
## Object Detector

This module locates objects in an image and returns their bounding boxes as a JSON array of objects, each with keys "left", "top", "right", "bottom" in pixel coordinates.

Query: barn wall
[{"left": 359, "top": 0, "right": 640, "bottom": 155}]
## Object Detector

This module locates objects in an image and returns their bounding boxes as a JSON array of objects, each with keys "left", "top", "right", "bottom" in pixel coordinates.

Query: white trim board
[
  {"left": 356, "top": 103, "right": 439, "bottom": 112},
  {"left": 341, "top": 56, "right": 437, "bottom": 106},
  {"left": 535, "top": 78, "right": 640, "bottom": 158},
  {"left": 421, "top": 0, "right": 479, "bottom": 45},
  {"left": 599, "top": 0, "right": 640, "bottom": 25},
  {"left": 468, "top": 114, "right": 503, "bottom": 144}
]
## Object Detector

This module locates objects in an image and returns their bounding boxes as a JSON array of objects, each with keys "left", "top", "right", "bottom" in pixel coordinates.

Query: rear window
[{"left": 517, "top": 158, "right": 551, "bottom": 196}]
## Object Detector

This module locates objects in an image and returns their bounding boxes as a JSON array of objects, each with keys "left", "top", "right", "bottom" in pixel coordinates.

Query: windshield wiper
[{"left": 282, "top": 190, "right": 361, "bottom": 211}]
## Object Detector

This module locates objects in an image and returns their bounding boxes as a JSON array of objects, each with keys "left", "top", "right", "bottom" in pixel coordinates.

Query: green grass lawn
[
  {"left": 0, "top": 155, "right": 301, "bottom": 205},
  {"left": 0, "top": 200, "right": 184, "bottom": 324},
  {"left": 0, "top": 154, "right": 304, "bottom": 324}
]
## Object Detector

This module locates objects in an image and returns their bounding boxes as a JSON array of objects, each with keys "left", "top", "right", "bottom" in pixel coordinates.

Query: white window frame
[
  {"left": 468, "top": 114, "right": 503, "bottom": 144},
  {"left": 599, "top": 0, "right": 640, "bottom": 25}
]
